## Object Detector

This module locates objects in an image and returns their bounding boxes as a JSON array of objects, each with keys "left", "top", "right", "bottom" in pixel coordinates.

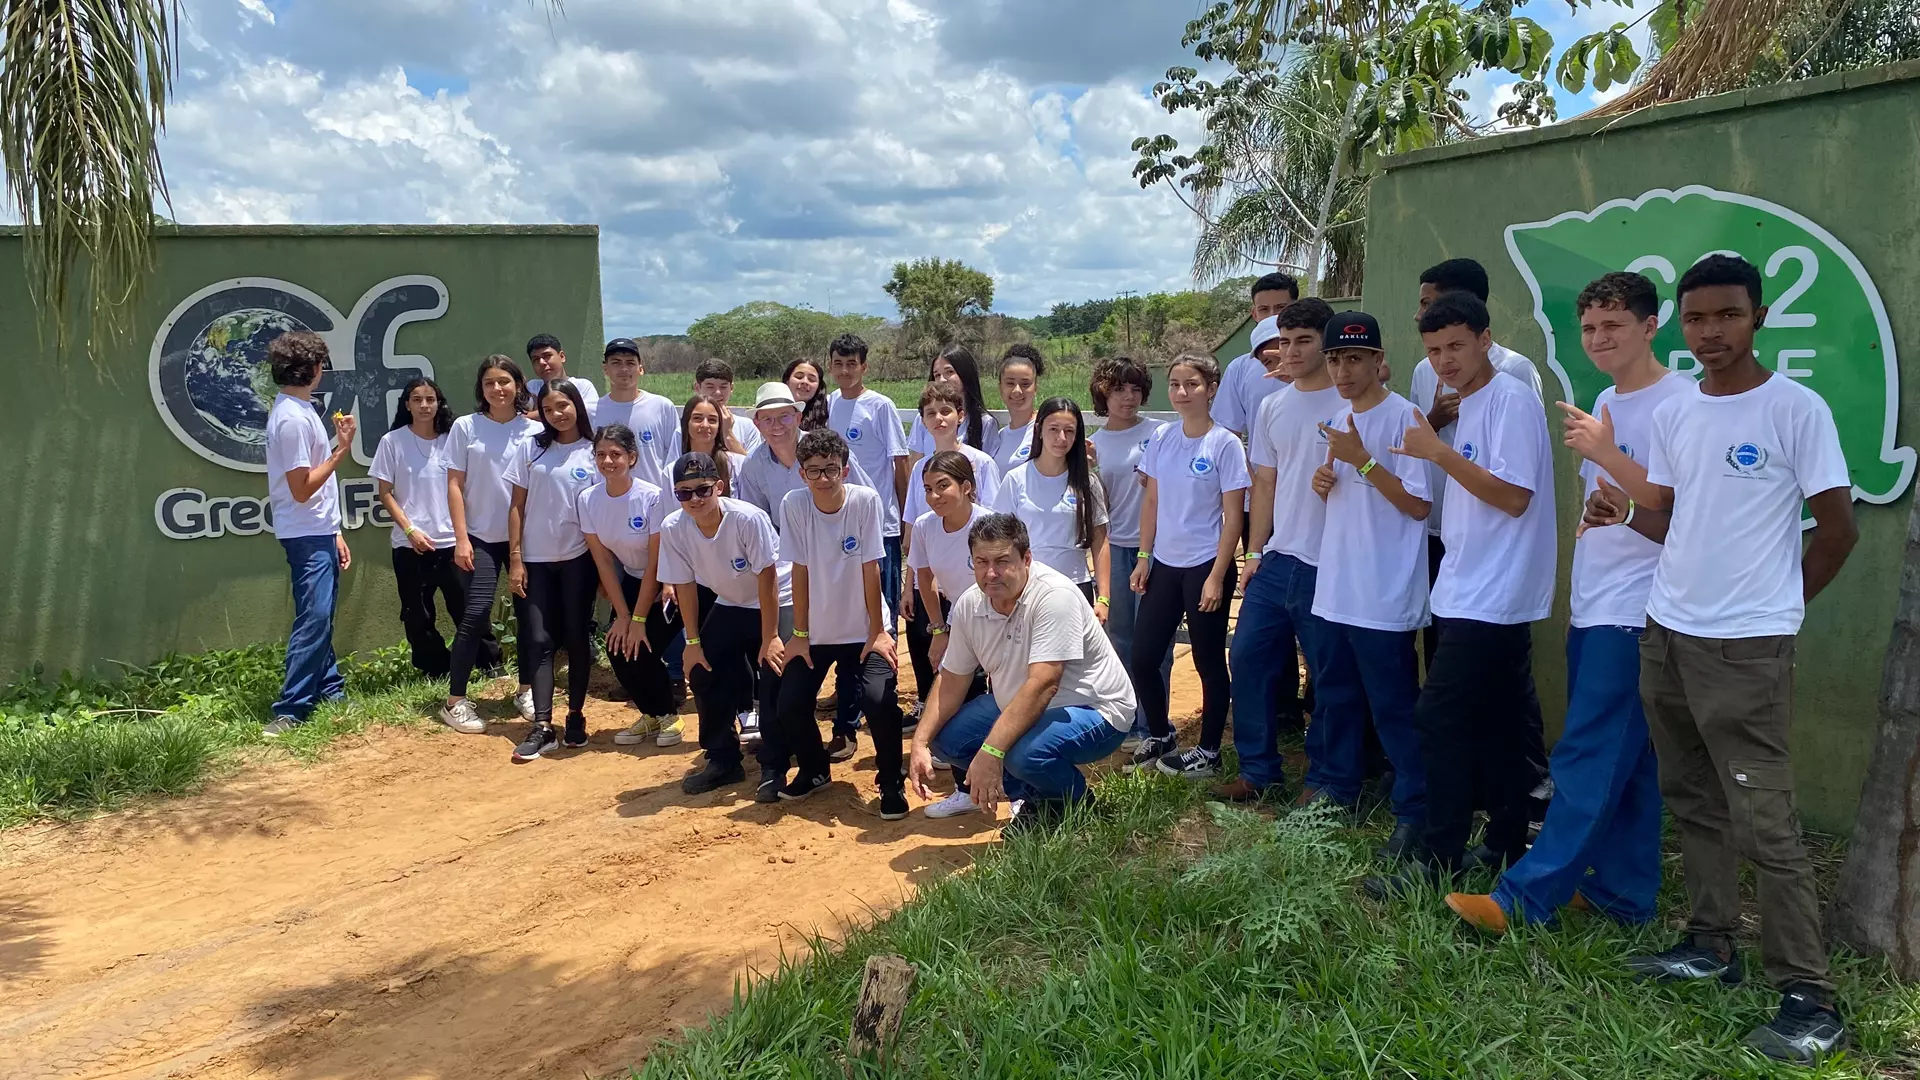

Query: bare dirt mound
[{"left": 0, "top": 653, "right": 1206, "bottom": 1080}]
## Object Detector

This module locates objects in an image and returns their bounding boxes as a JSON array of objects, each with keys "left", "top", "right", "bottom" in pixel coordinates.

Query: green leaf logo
[{"left": 1506, "top": 185, "right": 1913, "bottom": 506}]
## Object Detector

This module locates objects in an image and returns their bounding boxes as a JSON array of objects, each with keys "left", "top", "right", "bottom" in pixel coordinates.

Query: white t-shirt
[
  {"left": 1140, "top": 423, "right": 1252, "bottom": 569},
  {"left": 264, "top": 394, "right": 342, "bottom": 540},
  {"left": 735, "top": 443, "right": 877, "bottom": 522},
  {"left": 993, "top": 419, "right": 1035, "bottom": 473},
  {"left": 528, "top": 375, "right": 601, "bottom": 417},
  {"left": 369, "top": 427, "right": 454, "bottom": 549},
  {"left": 1410, "top": 342, "right": 1544, "bottom": 537},
  {"left": 503, "top": 438, "right": 597, "bottom": 563},
  {"left": 593, "top": 392, "right": 680, "bottom": 493},
  {"left": 941, "top": 562, "right": 1137, "bottom": 731},
  {"left": 904, "top": 443, "right": 1002, "bottom": 524},
  {"left": 1571, "top": 373, "right": 1695, "bottom": 629},
  {"left": 1249, "top": 383, "right": 1344, "bottom": 566},
  {"left": 908, "top": 410, "right": 1000, "bottom": 458},
  {"left": 1089, "top": 419, "right": 1166, "bottom": 549},
  {"left": 827, "top": 388, "right": 909, "bottom": 535},
  {"left": 447, "top": 412, "right": 542, "bottom": 545},
  {"left": 577, "top": 478, "right": 666, "bottom": 578},
  {"left": 1211, "top": 351, "right": 1285, "bottom": 434},
  {"left": 993, "top": 463, "right": 1109, "bottom": 584},
  {"left": 1311, "top": 392, "right": 1433, "bottom": 631},
  {"left": 1430, "top": 372, "right": 1557, "bottom": 624},
  {"left": 781, "top": 484, "right": 886, "bottom": 646},
  {"left": 907, "top": 504, "right": 992, "bottom": 604},
  {"left": 1645, "top": 374, "right": 1849, "bottom": 638},
  {"left": 657, "top": 498, "right": 788, "bottom": 609}
]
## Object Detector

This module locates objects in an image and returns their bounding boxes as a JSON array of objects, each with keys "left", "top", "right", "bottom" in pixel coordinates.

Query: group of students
[{"left": 262, "top": 252, "right": 1856, "bottom": 1063}]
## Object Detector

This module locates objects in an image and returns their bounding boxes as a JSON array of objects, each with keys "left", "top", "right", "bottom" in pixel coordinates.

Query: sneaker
[
  {"left": 513, "top": 687, "right": 536, "bottom": 722},
  {"left": 924, "top": 789, "right": 978, "bottom": 819},
  {"left": 1156, "top": 746, "right": 1220, "bottom": 780},
  {"left": 827, "top": 733, "right": 857, "bottom": 762},
  {"left": 902, "top": 701, "right": 922, "bottom": 736},
  {"left": 1210, "top": 777, "right": 1276, "bottom": 803},
  {"left": 737, "top": 709, "right": 761, "bottom": 747},
  {"left": 879, "top": 790, "right": 910, "bottom": 820},
  {"left": 669, "top": 679, "right": 688, "bottom": 708},
  {"left": 683, "top": 759, "right": 747, "bottom": 795},
  {"left": 1444, "top": 892, "right": 1511, "bottom": 935},
  {"left": 560, "top": 713, "right": 588, "bottom": 748},
  {"left": 755, "top": 774, "right": 784, "bottom": 803},
  {"left": 1361, "top": 859, "right": 1443, "bottom": 901},
  {"left": 1374, "top": 820, "right": 1421, "bottom": 863},
  {"left": 262, "top": 715, "right": 302, "bottom": 738},
  {"left": 612, "top": 715, "right": 662, "bottom": 745},
  {"left": 439, "top": 699, "right": 486, "bottom": 735},
  {"left": 1003, "top": 798, "right": 1069, "bottom": 836},
  {"left": 1624, "top": 936, "right": 1743, "bottom": 984},
  {"left": 655, "top": 716, "right": 685, "bottom": 747},
  {"left": 1743, "top": 985, "right": 1848, "bottom": 1064},
  {"left": 1125, "top": 733, "right": 1178, "bottom": 773},
  {"left": 778, "top": 772, "right": 830, "bottom": 801},
  {"left": 513, "top": 723, "right": 559, "bottom": 762},
  {"left": 1463, "top": 843, "right": 1522, "bottom": 873},
  {"left": 1119, "top": 730, "right": 1146, "bottom": 755}
]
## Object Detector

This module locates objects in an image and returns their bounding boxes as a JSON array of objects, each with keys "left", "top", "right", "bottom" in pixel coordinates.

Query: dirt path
[{"left": 0, "top": 655, "right": 1206, "bottom": 1080}]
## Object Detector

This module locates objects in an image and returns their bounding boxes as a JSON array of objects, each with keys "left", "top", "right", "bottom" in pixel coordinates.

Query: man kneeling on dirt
[{"left": 907, "top": 514, "right": 1136, "bottom": 831}]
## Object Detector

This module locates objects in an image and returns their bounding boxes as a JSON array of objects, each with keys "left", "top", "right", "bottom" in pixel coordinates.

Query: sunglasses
[{"left": 673, "top": 483, "right": 717, "bottom": 502}]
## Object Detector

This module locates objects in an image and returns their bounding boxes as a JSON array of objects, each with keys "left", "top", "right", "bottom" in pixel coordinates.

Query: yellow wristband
[
  {"left": 792, "top": 629, "right": 809, "bottom": 639},
  {"left": 630, "top": 614, "right": 645, "bottom": 624},
  {"left": 1136, "top": 550, "right": 1151, "bottom": 560},
  {"left": 980, "top": 743, "right": 1006, "bottom": 760},
  {"left": 928, "top": 625, "right": 948, "bottom": 636},
  {"left": 685, "top": 637, "right": 701, "bottom": 646},
  {"left": 1359, "top": 458, "right": 1378, "bottom": 476},
  {"left": 1095, "top": 596, "right": 1110, "bottom": 606}
]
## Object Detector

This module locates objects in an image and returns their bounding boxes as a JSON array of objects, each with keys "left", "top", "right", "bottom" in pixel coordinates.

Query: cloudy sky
[{"left": 150, "top": 0, "right": 1646, "bottom": 335}]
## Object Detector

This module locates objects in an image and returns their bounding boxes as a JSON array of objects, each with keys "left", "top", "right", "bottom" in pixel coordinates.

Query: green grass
[
  {"left": 630, "top": 772, "right": 1920, "bottom": 1079},
  {"left": 638, "top": 370, "right": 1099, "bottom": 414}
]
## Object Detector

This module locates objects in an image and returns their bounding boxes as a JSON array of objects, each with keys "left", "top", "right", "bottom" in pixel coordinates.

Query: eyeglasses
[
  {"left": 673, "top": 483, "right": 717, "bottom": 502},
  {"left": 801, "top": 465, "right": 841, "bottom": 480}
]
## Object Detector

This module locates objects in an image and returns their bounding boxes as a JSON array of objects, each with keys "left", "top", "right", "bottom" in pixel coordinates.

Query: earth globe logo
[
  {"left": 732, "top": 556, "right": 750, "bottom": 572},
  {"left": 847, "top": 426, "right": 863, "bottom": 442},
  {"left": 1726, "top": 442, "right": 1769, "bottom": 472},
  {"left": 1190, "top": 456, "right": 1213, "bottom": 476},
  {"left": 1015, "top": 443, "right": 1031, "bottom": 461},
  {"left": 570, "top": 465, "right": 592, "bottom": 482},
  {"left": 1618, "top": 442, "right": 1635, "bottom": 460},
  {"left": 842, "top": 535, "right": 859, "bottom": 554},
  {"left": 628, "top": 514, "right": 647, "bottom": 531},
  {"left": 1460, "top": 442, "right": 1480, "bottom": 463},
  {"left": 640, "top": 429, "right": 655, "bottom": 443},
  {"left": 1063, "top": 492, "right": 1077, "bottom": 507}
]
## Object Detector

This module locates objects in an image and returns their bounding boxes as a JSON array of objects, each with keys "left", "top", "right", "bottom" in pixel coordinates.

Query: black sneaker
[
  {"left": 827, "top": 732, "right": 858, "bottom": 762},
  {"left": 683, "top": 759, "right": 747, "bottom": 795},
  {"left": 778, "top": 772, "right": 830, "bottom": 801},
  {"left": 1743, "top": 985, "right": 1848, "bottom": 1064},
  {"left": 1361, "top": 858, "right": 1444, "bottom": 901},
  {"left": 1375, "top": 820, "right": 1421, "bottom": 864},
  {"left": 1125, "top": 733, "right": 1178, "bottom": 773},
  {"left": 669, "top": 679, "right": 688, "bottom": 708},
  {"left": 561, "top": 713, "right": 589, "bottom": 748},
  {"left": 755, "top": 774, "right": 784, "bottom": 803},
  {"left": 1463, "top": 843, "right": 1521, "bottom": 873},
  {"left": 513, "top": 723, "right": 559, "bottom": 762},
  {"left": 1624, "top": 936, "right": 1743, "bottom": 984},
  {"left": 879, "top": 790, "right": 909, "bottom": 821}
]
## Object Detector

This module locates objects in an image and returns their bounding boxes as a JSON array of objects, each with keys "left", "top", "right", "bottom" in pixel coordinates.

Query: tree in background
[
  {"left": 884, "top": 257, "right": 994, "bottom": 357},
  {"left": 685, "top": 301, "right": 886, "bottom": 379}
]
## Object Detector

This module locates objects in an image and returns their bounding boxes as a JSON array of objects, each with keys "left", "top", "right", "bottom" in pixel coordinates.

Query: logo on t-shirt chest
[
  {"left": 1189, "top": 456, "right": 1215, "bottom": 477},
  {"left": 628, "top": 513, "right": 647, "bottom": 531},
  {"left": 1459, "top": 442, "right": 1480, "bottom": 463},
  {"left": 1063, "top": 491, "right": 1078, "bottom": 508},
  {"left": 842, "top": 535, "right": 860, "bottom": 555},
  {"left": 639, "top": 429, "right": 656, "bottom": 444},
  {"left": 1014, "top": 443, "right": 1032, "bottom": 462},
  {"left": 847, "top": 425, "right": 863, "bottom": 442},
  {"left": 1723, "top": 442, "right": 1771, "bottom": 477},
  {"left": 569, "top": 465, "right": 592, "bottom": 482},
  {"left": 731, "top": 555, "right": 750, "bottom": 571}
]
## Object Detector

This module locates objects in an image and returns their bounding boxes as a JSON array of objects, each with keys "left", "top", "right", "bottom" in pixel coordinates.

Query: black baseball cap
[
  {"left": 1323, "top": 311, "right": 1383, "bottom": 352},
  {"left": 672, "top": 452, "right": 720, "bottom": 484},
  {"left": 604, "top": 337, "right": 641, "bottom": 358}
]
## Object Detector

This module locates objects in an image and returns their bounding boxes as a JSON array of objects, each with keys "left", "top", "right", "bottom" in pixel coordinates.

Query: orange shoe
[
  {"left": 1567, "top": 891, "right": 1594, "bottom": 913},
  {"left": 1445, "top": 892, "right": 1510, "bottom": 935}
]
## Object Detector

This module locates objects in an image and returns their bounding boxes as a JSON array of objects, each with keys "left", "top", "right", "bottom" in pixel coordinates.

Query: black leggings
[
  {"left": 1130, "top": 556, "right": 1237, "bottom": 749},
  {"left": 448, "top": 539, "right": 533, "bottom": 697},
  {"left": 686, "top": 603, "right": 781, "bottom": 769},
  {"left": 391, "top": 546, "right": 499, "bottom": 678},
  {"left": 774, "top": 645, "right": 903, "bottom": 788},
  {"left": 522, "top": 553, "right": 598, "bottom": 723},
  {"left": 606, "top": 570, "right": 683, "bottom": 717}
]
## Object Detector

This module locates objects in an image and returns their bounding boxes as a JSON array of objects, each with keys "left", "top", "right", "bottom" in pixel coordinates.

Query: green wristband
[{"left": 980, "top": 743, "right": 1006, "bottom": 760}]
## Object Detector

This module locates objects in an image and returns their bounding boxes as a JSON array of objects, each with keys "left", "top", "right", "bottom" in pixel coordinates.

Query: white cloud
[{"left": 236, "top": 0, "right": 274, "bottom": 26}]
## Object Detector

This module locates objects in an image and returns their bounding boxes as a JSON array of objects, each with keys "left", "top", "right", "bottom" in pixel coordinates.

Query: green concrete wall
[
  {"left": 1361, "top": 61, "right": 1920, "bottom": 832},
  {"left": 0, "top": 225, "right": 604, "bottom": 681}
]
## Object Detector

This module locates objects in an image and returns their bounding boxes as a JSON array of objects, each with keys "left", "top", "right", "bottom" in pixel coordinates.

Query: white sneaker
[
  {"left": 612, "top": 714, "right": 662, "bottom": 745},
  {"left": 924, "top": 789, "right": 978, "bottom": 819},
  {"left": 439, "top": 699, "right": 486, "bottom": 734},
  {"left": 513, "top": 687, "right": 536, "bottom": 722},
  {"left": 737, "top": 709, "right": 761, "bottom": 746}
]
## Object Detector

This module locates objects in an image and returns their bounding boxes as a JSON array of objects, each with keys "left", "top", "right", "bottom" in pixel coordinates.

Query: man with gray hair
[{"left": 907, "top": 513, "right": 1136, "bottom": 829}]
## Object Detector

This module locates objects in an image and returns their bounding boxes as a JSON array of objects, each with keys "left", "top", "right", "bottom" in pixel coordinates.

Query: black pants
[
  {"left": 775, "top": 644, "right": 903, "bottom": 789},
  {"left": 522, "top": 554, "right": 598, "bottom": 723},
  {"left": 1130, "top": 557, "right": 1237, "bottom": 748},
  {"left": 391, "top": 546, "right": 498, "bottom": 678},
  {"left": 1414, "top": 617, "right": 1543, "bottom": 866},
  {"left": 685, "top": 603, "right": 778, "bottom": 769},
  {"left": 1420, "top": 535, "right": 1446, "bottom": 677},
  {"left": 448, "top": 539, "right": 531, "bottom": 697},
  {"left": 605, "top": 570, "right": 683, "bottom": 717}
]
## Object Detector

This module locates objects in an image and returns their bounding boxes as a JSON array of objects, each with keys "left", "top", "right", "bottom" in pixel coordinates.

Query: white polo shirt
[
  {"left": 735, "top": 442, "right": 878, "bottom": 522},
  {"left": 941, "top": 562, "right": 1136, "bottom": 731},
  {"left": 264, "top": 394, "right": 342, "bottom": 539},
  {"left": 657, "top": 497, "right": 790, "bottom": 609}
]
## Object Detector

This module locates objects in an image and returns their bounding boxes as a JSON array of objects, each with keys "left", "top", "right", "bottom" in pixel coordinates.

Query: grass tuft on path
[{"left": 631, "top": 772, "right": 1920, "bottom": 1079}]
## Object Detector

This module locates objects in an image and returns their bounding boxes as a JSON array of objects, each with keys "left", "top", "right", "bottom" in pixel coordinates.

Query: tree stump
[{"left": 846, "top": 954, "right": 916, "bottom": 1069}]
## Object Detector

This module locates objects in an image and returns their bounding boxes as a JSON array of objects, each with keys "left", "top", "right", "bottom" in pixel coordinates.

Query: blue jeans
[
  {"left": 835, "top": 533, "right": 906, "bottom": 735},
  {"left": 1230, "top": 552, "right": 1334, "bottom": 789},
  {"left": 273, "top": 534, "right": 346, "bottom": 720},
  {"left": 1317, "top": 622, "right": 1427, "bottom": 823},
  {"left": 1494, "top": 624, "right": 1662, "bottom": 924},
  {"left": 1107, "top": 544, "right": 1172, "bottom": 732},
  {"left": 930, "top": 695, "right": 1127, "bottom": 804}
]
